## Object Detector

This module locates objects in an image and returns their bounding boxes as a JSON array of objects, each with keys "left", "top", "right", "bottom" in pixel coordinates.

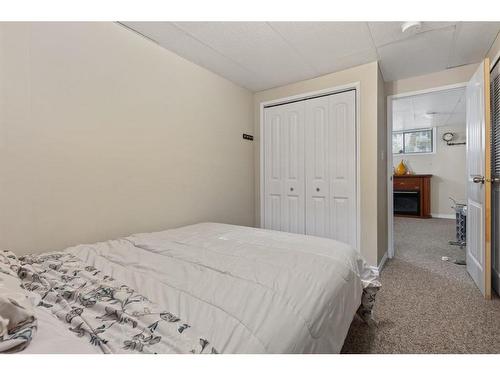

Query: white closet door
[
  {"left": 263, "top": 102, "right": 305, "bottom": 233},
  {"left": 305, "top": 90, "right": 356, "bottom": 247},
  {"left": 264, "top": 106, "right": 283, "bottom": 231},
  {"left": 329, "top": 91, "right": 356, "bottom": 247},
  {"left": 305, "top": 96, "right": 331, "bottom": 238},
  {"left": 282, "top": 102, "right": 306, "bottom": 233}
]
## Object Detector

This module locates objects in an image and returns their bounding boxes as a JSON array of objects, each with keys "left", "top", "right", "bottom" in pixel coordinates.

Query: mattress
[{"left": 0, "top": 223, "right": 379, "bottom": 354}]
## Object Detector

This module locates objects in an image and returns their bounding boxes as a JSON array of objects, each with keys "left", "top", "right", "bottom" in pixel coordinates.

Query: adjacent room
[
  {"left": 1, "top": 19, "right": 500, "bottom": 357},
  {"left": 392, "top": 87, "right": 467, "bottom": 266}
]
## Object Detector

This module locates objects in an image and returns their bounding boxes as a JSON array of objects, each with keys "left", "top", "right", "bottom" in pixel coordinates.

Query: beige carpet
[{"left": 341, "top": 217, "right": 500, "bottom": 353}]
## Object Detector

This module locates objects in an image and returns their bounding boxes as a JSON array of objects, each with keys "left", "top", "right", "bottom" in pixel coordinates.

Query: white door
[
  {"left": 305, "top": 96, "right": 331, "bottom": 238},
  {"left": 305, "top": 90, "right": 356, "bottom": 247},
  {"left": 466, "top": 59, "right": 492, "bottom": 298},
  {"left": 263, "top": 101, "right": 305, "bottom": 233},
  {"left": 329, "top": 91, "right": 357, "bottom": 247}
]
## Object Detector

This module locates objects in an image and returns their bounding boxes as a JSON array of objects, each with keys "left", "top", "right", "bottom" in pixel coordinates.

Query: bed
[{"left": 0, "top": 222, "right": 380, "bottom": 354}]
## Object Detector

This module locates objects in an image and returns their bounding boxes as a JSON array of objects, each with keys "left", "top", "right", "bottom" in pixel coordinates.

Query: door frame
[
  {"left": 386, "top": 82, "right": 468, "bottom": 259},
  {"left": 259, "top": 82, "right": 361, "bottom": 251}
]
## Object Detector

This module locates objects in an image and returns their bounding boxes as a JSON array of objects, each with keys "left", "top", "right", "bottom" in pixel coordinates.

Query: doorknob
[
  {"left": 290, "top": 187, "right": 294, "bottom": 192},
  {"left": 472, "top": 175, "right": 485, "bottom": 184},
  {"left": 316, "top": 187, "right": 320, "bottom": 192}
]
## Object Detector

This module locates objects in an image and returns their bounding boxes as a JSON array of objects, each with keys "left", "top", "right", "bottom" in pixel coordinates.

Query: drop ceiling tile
[
  {"left": 120, "top": 22, "right": 500, "bottom": 91},
  {"left": 268, "top": 22, "right": 377, "bottom": 74},
  {"left": 368, "top": 21, "right": 457, "bottom": 47},
  {"left": 121, "top": 22, "right": 268, "bottom": 91},
  {"left": 411, "top": 88, "right": 463, "bottom": 115},
  {"left": 454, "top": 93, "right": 466, "bottom": 114},
  {"left": 448, "top": 22, "right": 500, "bottom": 67},
  {"left": 173, "top": 22, "right": 316, "bottom": 90},
  {"left": 392, "top": 88, "right": 466, "bottom": 131},
  {"left": 445, "top": 112, "right": 466, "bottom": 127},
  {"left": 392, "top": 97, "right": 412, "bottom": 113},
  {"left": 378, "top": 27, "right": 455, "bottom": 81},
  {"left": 412, "top": 117, "right": 433, "bottom": 129},
  {"left": 393, "top": 111, "right": 415, "bottom": 131},
  {"left": 316, "top": 49, "right": 379, "bottom": 76}
]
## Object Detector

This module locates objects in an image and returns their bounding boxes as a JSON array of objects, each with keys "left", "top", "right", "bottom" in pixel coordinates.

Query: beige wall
[
  {"left": 0, "top": 22, "right": 255, "bottom": 254},
  {"left": 253, "top": 61, "right": 387, "bottom": 266},
  {"left": 385, "top": 63, "right": 478, "bottom": 97},
  {"left": 393, "top": 124, "right": 466, "bottom": 217}
]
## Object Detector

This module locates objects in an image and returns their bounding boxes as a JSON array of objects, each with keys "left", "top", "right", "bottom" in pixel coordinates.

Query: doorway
[
  {"left": 387, "top": 83, "right": 470, "bottom": 281},
  {"left": 387, "top": 58, "right": 497, "bottom": 299}
]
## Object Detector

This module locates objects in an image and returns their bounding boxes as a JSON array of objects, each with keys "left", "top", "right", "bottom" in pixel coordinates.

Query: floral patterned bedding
[
  {"left": 0, "top": 250, "right": 217, "bottom": 354},
  {"left": 1, "top": 223, "right": 381, "bottom": 354}
]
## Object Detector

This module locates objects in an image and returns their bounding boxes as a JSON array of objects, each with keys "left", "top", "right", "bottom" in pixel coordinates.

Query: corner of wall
[{"left": 487, "top": 31, "right": 500, "bottom": 64}]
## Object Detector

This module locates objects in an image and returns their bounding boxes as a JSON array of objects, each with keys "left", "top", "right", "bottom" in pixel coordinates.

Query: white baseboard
[
  {"left": 369, "top": 251, "right": 388, "bottom": 275},
  {"left": 431, "top": 213, "right": 455, "bottom": 219},
  {"left": 493, "top": 267, "right": 500, "bottom": 296}
]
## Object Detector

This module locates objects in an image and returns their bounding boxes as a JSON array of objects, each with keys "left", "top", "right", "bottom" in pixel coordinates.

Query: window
[{"left": 392, "top": 128, "right": 434, "bottom": 155}]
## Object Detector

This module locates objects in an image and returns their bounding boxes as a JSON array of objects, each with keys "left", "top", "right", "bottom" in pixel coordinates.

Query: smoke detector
[{"left": 401, "top": 21, "right": 422, "bottom": 34}]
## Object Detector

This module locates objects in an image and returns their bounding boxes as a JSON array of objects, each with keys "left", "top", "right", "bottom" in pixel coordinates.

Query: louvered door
[{"left": 491, "top": 59, "right": 500, "bottom": 296}]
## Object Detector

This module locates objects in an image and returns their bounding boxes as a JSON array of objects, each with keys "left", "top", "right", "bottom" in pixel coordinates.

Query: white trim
[
  {"left": 387, "top": 96, "right": 394, "bottom": 259},
  {"left": 387, "top": 82, "right": 468, "bottom": 259},
  {"left": 259, "top": 82, "right": 361, "bottom": 252},
  {"left": 431, "top": 213, "right": 456, "bottom": 219},
  {"left": 491, "top": 51, "right": 500, "bottom": 72},
  {"left": 259, "top": 83, "right": 360, "bottom": 108},
  {"left": 259, "top": 103, "right": 264, "bottom": 228},
  {"left": 388, "top": 82, "right": 468, "bottom": 101}
]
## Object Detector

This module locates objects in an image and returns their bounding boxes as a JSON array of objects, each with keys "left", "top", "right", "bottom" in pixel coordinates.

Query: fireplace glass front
[{"left": 394, "top": 190, "right": 420, "bottom": 216}]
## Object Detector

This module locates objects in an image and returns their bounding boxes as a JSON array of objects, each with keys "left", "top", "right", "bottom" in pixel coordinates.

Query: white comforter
[{"left": 8, "top": 223, "right": 378, "bottom": 353}]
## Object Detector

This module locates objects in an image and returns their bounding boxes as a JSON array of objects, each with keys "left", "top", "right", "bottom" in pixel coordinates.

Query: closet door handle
[
  {"left": 316, "top": 187, "right": 320, "bottom": 192},
  {"left": 290, "top": 187, "right": 294, "bottom": 192}
]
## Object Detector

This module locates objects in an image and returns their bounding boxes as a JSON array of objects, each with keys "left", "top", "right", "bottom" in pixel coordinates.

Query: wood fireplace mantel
[{"left": 393, "top": 174, "right": 432, "bottom": 218}]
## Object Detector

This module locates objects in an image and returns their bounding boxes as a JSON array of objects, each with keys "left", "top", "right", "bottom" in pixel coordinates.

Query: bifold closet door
[
  {"left": 305, "top": 90, "right": 356, "bottom": 247},
  {"left": 263, "top": 101, "right": 305, "bottom": 233}
]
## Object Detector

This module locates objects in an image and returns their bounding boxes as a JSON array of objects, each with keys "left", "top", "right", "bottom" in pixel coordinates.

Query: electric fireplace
[
  {"left": 394, "top": 190, "right": 420, "bottom": 216},
  {"left": 393, "top": 174, "right": 432, "bottom": 218}
]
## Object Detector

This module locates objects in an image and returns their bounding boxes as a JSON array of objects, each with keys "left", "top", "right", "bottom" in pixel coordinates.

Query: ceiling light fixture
[
  {"left": 424, "top": 111, "right": 439, "bottom": 119},
  {"left": 401, "top": 21, "right": 422, "bottom": 34}
]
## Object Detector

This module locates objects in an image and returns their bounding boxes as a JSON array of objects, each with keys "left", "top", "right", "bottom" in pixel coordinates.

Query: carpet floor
[{"left": 341, "top": 217, "right": 500, "bottom": 353}]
